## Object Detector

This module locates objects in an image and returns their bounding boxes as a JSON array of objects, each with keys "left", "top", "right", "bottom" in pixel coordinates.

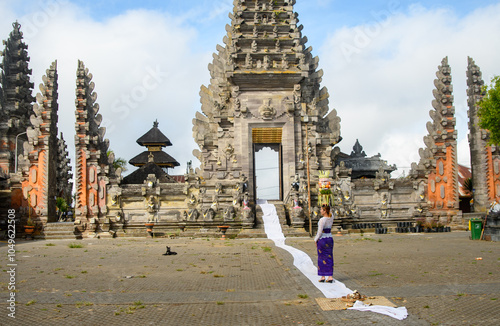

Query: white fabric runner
[{"left": 258, "top": 201, "right": 408, "bottom": 320}]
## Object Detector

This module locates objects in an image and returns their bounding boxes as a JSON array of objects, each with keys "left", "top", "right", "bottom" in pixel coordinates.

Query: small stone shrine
[{"left": 334, "top": 140, "right": 396, "bottom": 179}]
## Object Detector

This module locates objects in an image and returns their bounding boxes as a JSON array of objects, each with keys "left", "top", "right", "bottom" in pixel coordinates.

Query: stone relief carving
[{"left": 259, "top": 98, "right": 276, "bottom": 120}]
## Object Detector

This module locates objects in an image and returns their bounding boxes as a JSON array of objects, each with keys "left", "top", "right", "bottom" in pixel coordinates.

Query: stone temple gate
[
  {"left": 192, "top": 0, "right": 341, "bottom": 207},
  {"left": 1, "top": 1, "right": 499, "bottom": 240}
]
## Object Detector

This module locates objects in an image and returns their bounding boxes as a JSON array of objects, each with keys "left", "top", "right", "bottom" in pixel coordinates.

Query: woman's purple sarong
[{"left": 317, "top": 228, "right": 334, "bottom": 276}]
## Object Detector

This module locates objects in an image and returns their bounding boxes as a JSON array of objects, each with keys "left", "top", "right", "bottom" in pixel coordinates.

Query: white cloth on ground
[{"left": 348, "top": 300, "right": 408, "bottom": 320}]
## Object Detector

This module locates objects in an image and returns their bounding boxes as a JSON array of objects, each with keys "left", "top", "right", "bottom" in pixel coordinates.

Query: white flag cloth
[{"left": 258, "top": 200, "right": 408, "bottom": 320}]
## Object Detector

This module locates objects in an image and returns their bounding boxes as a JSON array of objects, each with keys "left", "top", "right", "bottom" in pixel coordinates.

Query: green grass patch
[
  {"left": 68, "top": 243, "right": 84, "bottom": 249},
  {"left": 297, "top": 294, "right": 308, "bottom": 299}
]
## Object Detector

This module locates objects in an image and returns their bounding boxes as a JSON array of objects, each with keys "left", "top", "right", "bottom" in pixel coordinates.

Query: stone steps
[
  {"left": 238, "top": 201, "right": 310, "bottom": 238},
  {"left": 39, "top": 222, "right": 81, "bottom": 240}
]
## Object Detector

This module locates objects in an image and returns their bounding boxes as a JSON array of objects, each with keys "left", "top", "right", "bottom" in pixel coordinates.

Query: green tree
[
  {"left": 478, "top": 76, "right": 500, "bottom": 145},
  {"left": 56, "top": 197, "right": 68, "bottom": 221}
]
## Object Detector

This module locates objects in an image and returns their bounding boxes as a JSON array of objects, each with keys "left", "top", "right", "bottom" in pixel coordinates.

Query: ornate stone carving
[
  {"left": 74, "top": 60, "right": 116, "bottom": 230},
  {"left": 258, "top": 98, "right": 276, "bottom": 120},
  {"left": 16, "top": 61, "right": 59, "bottom": 224},
  {"left": 411, "top": 57, "right": 458, "bottom": 214}
]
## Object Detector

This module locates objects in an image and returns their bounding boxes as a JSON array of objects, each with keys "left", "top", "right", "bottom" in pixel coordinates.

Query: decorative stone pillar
[
  {"left": 19, "top": 61, "right": 59, "bottom": 225},
  {"left": 467, "top": 57, "right": 500, "bottom": 212},
  {"left": 74, "top": 60, "right": 117, "bottom": 236},
  {"left": 412, "top": 57, "right": 459, "bottom": 220}
]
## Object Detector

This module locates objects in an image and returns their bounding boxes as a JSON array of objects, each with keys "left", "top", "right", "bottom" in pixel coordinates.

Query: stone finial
[{"left": 351, "top": 139, "right": 366, "bottom": 158}]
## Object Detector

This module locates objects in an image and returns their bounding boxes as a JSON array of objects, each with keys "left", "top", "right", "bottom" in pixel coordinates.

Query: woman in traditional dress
[{"left": 314, "top": 204, "right": 334, "bottom": 283}]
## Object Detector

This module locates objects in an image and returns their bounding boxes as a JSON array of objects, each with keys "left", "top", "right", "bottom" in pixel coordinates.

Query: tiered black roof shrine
[
  {"left": 129, "top": 120, "right": 180, "bottom": 168},
  {"left": 136, "top": 120, "right": 172, "bottom": 147},
  {"left": 121, "top": 161, "right": 177, "bottom": 185}
]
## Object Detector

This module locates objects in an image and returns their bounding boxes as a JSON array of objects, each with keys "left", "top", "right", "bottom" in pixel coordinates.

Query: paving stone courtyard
[{"left": 1, "top": 231, "right": 498, "bottom": 325}]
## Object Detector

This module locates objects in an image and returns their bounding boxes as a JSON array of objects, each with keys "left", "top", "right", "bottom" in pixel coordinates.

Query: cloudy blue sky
[{"left": 1, "top": 0, "right": 500, "bottom": 179}]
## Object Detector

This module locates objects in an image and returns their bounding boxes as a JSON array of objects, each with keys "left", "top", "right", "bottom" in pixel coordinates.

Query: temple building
[{"left": 122, "top": 120, "right": 179, "bottom": 185}]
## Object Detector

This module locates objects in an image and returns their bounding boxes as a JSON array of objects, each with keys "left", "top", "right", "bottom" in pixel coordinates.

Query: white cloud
[
  {"left": 1, "top": 2, "right": 210, "bottom": 176},
  {"left": 319, "top": 3, "right": 500, "bottom": 176}
]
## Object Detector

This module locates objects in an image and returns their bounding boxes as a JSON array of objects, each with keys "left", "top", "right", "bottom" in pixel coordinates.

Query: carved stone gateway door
[{"left": 253, "top": 128, "right": 283, "bottom": 201}]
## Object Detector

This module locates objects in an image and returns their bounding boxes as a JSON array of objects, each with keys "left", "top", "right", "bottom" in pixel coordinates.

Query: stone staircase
[
  {"left": 238, "top": 201, "right": 309, "bottom": 238},
  {"left": 39, "top": 222, "right": 81, "bottom": 240}
]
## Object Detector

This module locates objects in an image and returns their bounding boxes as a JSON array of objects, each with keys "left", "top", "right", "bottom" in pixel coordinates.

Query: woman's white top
[{"left": 314, "top": 215, "right": 334, "bottom": 242}]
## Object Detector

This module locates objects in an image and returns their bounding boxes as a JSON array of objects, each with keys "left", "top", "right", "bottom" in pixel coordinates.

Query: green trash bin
[{"left": 470, "top": 218, "right": 483, "bottom": 240}]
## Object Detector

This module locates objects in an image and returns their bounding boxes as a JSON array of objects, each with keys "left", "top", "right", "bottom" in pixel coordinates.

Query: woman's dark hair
[{"left": 322, "top": 204, "right": 331, "bottom": 216}]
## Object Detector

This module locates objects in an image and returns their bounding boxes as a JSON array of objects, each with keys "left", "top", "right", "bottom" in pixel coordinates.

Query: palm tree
[
  {"left": 463, "top": 177, "right": 473, "bottom": 195},
  {"left": 107, "top": 150, "right": 128, "bottom": 172}
]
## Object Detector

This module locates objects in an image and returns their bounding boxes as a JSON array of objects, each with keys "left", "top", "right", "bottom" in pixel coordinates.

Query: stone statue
[
  {"left": 253, "top": 26, "right": 258, "bottom": 38},
  {"left": 111, "top": 194, "right": 119, "bottom": 206},
  {"left": 263, "top": 55, "right": 270, "bottom": 70},
  {"left": 188, "top": 193, "right": 197, "bottom": 207},
  {"left": 245, "top": 53, "right": 253, "bottom": 68},
  {"left": 243, "top": 192, "right": 250, "bottom": 210},
  {"left": 203, "top": 207, "right": 215, "bottom": 221},
  {"left": 251, "top": 40, "right": 258, "bottom": 52},
  {"left": 291, "top": 173, "right": 300, "bottom": 191},
  {"left": 224, "top": 206, "right": 235, "bottom": 221},
  {"left": 215, "top": 183, "right": 223, "bottom": 195},
  {"left": 281, "top": 53, "right": 289, "bottom": 70},
  {"left": 291, "top": 193, "right": 304, "bottom": 226},
  {"left": 184, "top": 208, "right": 199, "bottom": 221},
  {"left": 146, "top": 195, "right": 156, "bottom": 213}
]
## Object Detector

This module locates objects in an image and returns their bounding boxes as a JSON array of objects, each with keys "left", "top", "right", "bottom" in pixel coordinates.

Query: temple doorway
[
  {"left": 252, "top": 128, "right": 283, "bottom": 201},
  {"left": 255, "top": 145, "right": 281, "bottom": 200}
]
